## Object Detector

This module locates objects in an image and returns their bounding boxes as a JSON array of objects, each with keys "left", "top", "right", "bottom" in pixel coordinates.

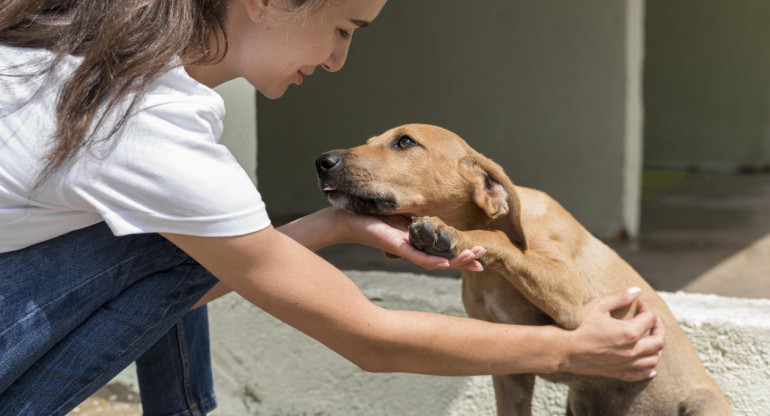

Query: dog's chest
[{"left": 461, "top": 272, "right": 551, "bottom": 325}]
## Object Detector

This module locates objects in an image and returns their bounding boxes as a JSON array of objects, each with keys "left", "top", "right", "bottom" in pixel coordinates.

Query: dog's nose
[{"left": 315, "top": 151, "right": 343, "bottom": 174}]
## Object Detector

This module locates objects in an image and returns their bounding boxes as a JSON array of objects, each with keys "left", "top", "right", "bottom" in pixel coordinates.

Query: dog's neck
[{"left": 437, "top": 204, "right": 497, "bottom": 231}]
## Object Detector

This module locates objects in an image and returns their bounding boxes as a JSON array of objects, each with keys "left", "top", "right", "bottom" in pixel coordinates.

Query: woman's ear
[{"left": 242, "top": 0, "right": 270, "bottom": 22}]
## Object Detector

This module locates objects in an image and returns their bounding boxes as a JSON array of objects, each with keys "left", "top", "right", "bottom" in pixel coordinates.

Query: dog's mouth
[{"left": 320, "top": 181, "right": 398, "bottom": 215}]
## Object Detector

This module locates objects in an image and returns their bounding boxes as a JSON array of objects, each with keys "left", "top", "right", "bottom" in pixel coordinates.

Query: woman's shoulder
[
  {"left": 140, "top": 62, "right": 225, "bottom": 118},
  {"left": 0, "top": 44, "right": 225, "bottom": 121}
]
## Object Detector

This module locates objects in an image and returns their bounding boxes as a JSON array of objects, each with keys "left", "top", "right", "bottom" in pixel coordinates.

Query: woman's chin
[
  {"left": 253, "top": 82, "right": 290, "bottom": 100},
  {"left": 258, "top": 88, "right": 286, "bottom": 100}
]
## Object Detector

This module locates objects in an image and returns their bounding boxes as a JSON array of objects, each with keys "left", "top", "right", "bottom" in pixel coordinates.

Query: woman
[{"left": 0, "top": 0, "right": 664, "bottom": 415}]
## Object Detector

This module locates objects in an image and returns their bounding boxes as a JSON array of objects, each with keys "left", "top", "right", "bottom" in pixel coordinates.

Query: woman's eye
[
  {"left": 338, "top": 29, "right": 352, "bottom": 40},
  {"left": 396, "top": 135, "right": 416, "bottom": 149}
]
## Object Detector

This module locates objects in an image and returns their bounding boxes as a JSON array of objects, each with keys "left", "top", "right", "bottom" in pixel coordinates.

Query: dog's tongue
[{"left": 323, "top": 184, "right": 336, "bottom": 191}]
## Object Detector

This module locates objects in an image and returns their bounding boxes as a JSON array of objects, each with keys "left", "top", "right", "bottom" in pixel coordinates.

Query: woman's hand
[
  {"left": 559, "top": 287, "right": 666, "bottom": 382},
  {"left": 329, "top": 208, "right": 486, "bottom": 272}
]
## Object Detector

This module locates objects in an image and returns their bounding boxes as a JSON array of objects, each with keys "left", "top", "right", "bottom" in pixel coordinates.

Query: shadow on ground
[{"left": 612, "top": 171, "right": 770, "bottom": 298}]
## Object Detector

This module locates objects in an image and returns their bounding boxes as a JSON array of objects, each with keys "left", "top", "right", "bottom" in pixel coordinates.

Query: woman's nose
[{"left": 321, "top": 42, "right": 350, "bottom": 73}]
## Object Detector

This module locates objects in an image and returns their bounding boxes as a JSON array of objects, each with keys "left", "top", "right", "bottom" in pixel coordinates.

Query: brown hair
[{"left": 0, "top": 0, "right": 324, "bottom": 184}]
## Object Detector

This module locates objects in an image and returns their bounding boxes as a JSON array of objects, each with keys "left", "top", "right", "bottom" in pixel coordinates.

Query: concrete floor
[
  {"left": 613, "top": 171, "right": 770, "bottom": 298},
  {"left": 67, "top": 382, "right": 140, "bottom": 416},
  {"left": 69, "top": 171, "right": 770, "bottom": 415}
]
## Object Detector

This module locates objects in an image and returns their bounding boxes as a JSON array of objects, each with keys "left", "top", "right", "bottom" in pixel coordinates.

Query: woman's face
[{"left": 230, "top": 0, "right": 387, "bottom": 98}]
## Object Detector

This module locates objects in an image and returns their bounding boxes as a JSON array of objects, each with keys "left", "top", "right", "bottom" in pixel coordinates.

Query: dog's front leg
[
  {"left": 492, "top": 374, "right": 536, "bottom": 416},
  {"left": 484, "top": 241, "right": 584, "bottom": 330},
  {"left": 409, "top": 217, "right": 584, "bottom": 329}
]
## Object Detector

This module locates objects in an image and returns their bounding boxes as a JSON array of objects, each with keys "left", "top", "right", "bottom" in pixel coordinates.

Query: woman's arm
[
  {"left": 192, "top": 207, "right": 486, "bottom": 307},
  {"left": 278, "top": 207, "right": 487, "bottom": 270},
  {"left": 163, "top": 214, "right": 664, "bottom": 380}
]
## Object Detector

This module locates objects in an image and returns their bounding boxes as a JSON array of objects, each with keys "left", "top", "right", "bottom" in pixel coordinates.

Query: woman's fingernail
[
  {"left": 648, "top": 370, "right": 657, "bottom": 378},
  {"left": 475, "top": 248, "right": 487, "bottom": 258},
  {"left": 438, "top": 261, "right": 450, "bottom": 267},
  {"left": 627, "top": 287, "right": 642, "bottom": 296}
]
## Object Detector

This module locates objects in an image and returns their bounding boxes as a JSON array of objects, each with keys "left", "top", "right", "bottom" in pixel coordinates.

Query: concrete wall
[
  {"left": 109, "top": 271, "right": 763, "bottom": 416},
  {"left": 644, "top": 0, "right": 770, "bottom": 171},
  {"left": 256, "top": 0, "right": 645, "bottom": 239}
]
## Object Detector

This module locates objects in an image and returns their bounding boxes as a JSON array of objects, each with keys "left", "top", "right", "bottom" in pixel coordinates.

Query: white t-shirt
[{"left": 0, "top": 45, "right": 271, "bottom": 252}]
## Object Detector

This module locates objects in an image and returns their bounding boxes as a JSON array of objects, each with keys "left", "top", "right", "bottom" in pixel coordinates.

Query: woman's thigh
[{"left": 0, "top": 222, "right": 218, "bottom": 412}]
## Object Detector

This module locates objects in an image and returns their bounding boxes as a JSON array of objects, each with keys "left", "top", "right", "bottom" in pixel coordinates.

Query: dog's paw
[{"left": 409, "top": 217, "right": 459, "bottom": 259}]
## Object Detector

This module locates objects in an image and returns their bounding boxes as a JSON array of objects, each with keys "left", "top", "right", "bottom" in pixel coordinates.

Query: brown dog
[{"left": 315, "top": 124, "right": 731, "bottom": 416}]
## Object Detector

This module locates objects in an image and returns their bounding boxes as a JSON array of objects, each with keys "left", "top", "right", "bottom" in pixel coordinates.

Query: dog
[{"left": 315, "top": 124, "right": 731, "bottom": 416}]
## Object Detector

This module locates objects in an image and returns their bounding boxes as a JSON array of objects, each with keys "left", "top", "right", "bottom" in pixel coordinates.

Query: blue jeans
[{"left": 0, "top": 222, "right": 219, "bottom": 415}]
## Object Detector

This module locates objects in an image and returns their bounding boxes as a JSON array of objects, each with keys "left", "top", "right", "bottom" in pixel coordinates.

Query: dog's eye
[{"left": 395, "top": 135, "right": 417, "bottom": 149}]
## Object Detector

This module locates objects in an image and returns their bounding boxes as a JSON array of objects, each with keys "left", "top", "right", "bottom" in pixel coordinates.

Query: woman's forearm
[
  {"left": 192, "top": 209, "right": 343, "bottom": 308},
  {"left": 171, "top": 225, "right": 661, "bottom": 380},
  {"left": 275, "top": 210, "right": 566, "bottom": 374},
  {"left": 168, "top": 227, "right": 565, "bottom": 376},
  {"left": 276, "top": 207, "right": 343, "bottom": 251},
  {"left": 357, "top": 308, "right": 565, "bottom": 375},
  {"left": 183, "top": 210, "right": 661, "bottom": 379}
]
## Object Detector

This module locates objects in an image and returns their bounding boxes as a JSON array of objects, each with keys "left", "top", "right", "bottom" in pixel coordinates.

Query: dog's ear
[
  {"left": 459, "top": 157, "right": 508, "bottom": 219},
  {"left": 459, "top": 156, "right": 527, "bottom": 248}
]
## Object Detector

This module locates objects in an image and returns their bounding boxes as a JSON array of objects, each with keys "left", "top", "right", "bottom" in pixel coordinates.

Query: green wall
[{"left": 644, "top": 0, "right": 770, "bottom": 171}]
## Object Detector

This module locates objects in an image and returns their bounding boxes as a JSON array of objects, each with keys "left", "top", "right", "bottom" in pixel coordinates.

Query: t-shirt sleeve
[{"left": 63, "top": 100, "right": 271, "bottom": 237}]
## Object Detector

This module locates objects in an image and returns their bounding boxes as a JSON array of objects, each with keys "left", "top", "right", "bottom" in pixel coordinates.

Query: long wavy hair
[{"left": 0, "top": 0, "right": 323, "bottom": 184}]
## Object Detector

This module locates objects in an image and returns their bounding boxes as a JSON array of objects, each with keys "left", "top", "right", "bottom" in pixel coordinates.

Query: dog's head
[{"left": 315, "top": 124, "right": 526, "bottom": 247}]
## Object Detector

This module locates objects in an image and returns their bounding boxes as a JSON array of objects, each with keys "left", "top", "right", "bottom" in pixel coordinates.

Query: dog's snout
[{"left": 315, "top": 152, "right": 343, "bottom": 174}]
